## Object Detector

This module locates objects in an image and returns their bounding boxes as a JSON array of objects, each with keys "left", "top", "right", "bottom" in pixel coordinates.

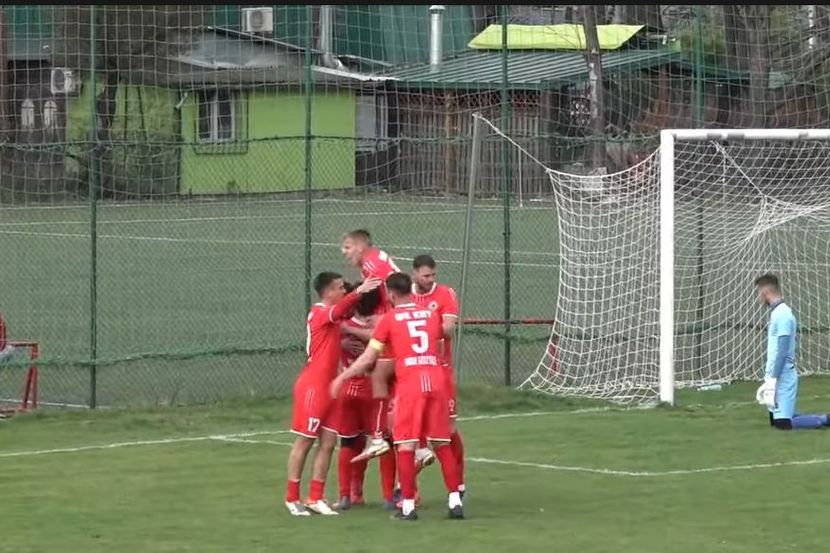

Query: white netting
[{"left": 479, "top": 116, "right": 830, "bottom": 404}]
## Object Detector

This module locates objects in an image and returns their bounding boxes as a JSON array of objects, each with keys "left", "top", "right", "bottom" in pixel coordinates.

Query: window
[
  {"left": 43, "top": 100, "right": 58, "bottom": 132},
  {"left": 356, "top": 94, "right": 389, "bottom": 152},
  {"left": 198, "top": 90, "right": 236, "bottom": 142},
  {"left": 20, "top": 99, "right": 35, "bottom": 130}
]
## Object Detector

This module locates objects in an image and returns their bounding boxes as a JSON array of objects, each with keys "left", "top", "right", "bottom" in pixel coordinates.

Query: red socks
[
  {"left": 350, "top": 435, "right": 368, "bottom": 498},
  {"left": 434, "top": 444, "right": 460, "bottom": 494},
  {"left": 285, "top": 479, "right": 301, "bottom": 503},
  {"left": 337, "top": 445, "right": 357, "bottom": 499},
  {"left": 308, "top": 479, "right": 325, "bottom": 502},
  {"left": 337, "top": 437, "right": 368, "bottom": 499},
  {"left": 380, "top": 444, "right": 397, "bottom": 501},
  {"left": 396, "top": 449, "right": 417, "bottom": 501},
  {"left": 450, "top": 431, "right": 465, "bottom": 488}
]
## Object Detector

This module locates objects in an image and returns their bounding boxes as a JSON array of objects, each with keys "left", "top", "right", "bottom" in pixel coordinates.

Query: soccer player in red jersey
[
  {"left": 330, "top": 283, "right": 381, "bottom": 511},
  {"left": 284, "top": 273, "right": 381, "bottom": 517},
  {"left": 411, "top": 254, "right": 466, "bottom": 497},
  {"left": 332, "top": 273, "right": 464, "bottom": 521},
  {"left": 341, "top": 230, "right": 400, "bottom": 484}
]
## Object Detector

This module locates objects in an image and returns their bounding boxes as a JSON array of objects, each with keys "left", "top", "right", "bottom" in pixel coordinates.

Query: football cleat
[
  {"left": 349, "top": 495, "right": 365, "bottom": 507},
  {"left": 391, "top": 509, "right": 419, "bottom": 522},
  {"left": 414, "top": 448, "right": 435, "bottom": 473},
  {"left": 304, "top": 499, "right": 339, "bottom": 516},
  {"left": 284, "top": 501, "right": 311, "bottom": 517},
  {"left": 350, "top": 437, "right": 390, "bottom": 463},
  {"left": 448, "top": 505, "right": 465, "bottom": 520},
  {"left": 334, "top": 496, "right": 351, "bottom": 511}
]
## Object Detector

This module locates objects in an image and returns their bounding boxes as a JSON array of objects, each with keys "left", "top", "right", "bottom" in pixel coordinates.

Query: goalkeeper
[{"left": 755, "top": 273, "right": 830, "bottom": 430}]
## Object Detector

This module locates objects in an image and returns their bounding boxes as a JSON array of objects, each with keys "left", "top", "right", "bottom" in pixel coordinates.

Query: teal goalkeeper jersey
[{"left": 766, "top": 301, "right": 797, "bottom": 379}]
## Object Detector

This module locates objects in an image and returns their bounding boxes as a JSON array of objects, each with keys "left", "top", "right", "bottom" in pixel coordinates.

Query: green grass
[
  {"left": 0, "top": 194, "right": 557, "bottom": 407},
  {"left": 3, "top": 380, "right": 830, "bottom": 553}
]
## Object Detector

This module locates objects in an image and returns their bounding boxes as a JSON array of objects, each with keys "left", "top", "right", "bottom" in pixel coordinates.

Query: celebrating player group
[{"left": 284, "top": 229, "right": 466, "bottom": 521}]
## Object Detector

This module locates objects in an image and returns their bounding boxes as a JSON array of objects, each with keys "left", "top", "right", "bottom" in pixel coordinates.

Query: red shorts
[
  {"left": 330, "top": 395, "right": 374, "bottom": 438},
  {"left": 444, "top": 365, "right": 457, "bottom": 418},
  {"left": 392, "top": 390, "right": 452, "bottom": 444},
  {"left": 290, "top": 374, "right": 335, "bottom": 438}
]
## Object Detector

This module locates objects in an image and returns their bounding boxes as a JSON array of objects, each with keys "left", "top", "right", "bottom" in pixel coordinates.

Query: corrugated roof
[{"left": 385, "top": 49, "right": 681, "bottom": 90}]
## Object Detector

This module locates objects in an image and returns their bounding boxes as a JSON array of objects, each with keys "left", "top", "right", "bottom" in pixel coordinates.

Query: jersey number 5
[{"left": 407, "top": 320, "right": 429, "bottom": 354}]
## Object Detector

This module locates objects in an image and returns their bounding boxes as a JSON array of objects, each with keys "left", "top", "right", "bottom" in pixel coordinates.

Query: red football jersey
[
  {"left": 413, "top": 283, "right": 458, "bottom": 367},
  {"left": 360, "top": 247, "right": 400, "bottom": 280},
  {"left": 371, "top": 303, "right": 444, "bottom": 392},
  {"left": 360, "top": 247, "right": 400, "bottom": 312},
  {"left": 340, "top": 316, "right": 371, "bottom": 399},
  {"left": 302, "top": 292, "right": 360, "bottom": 385}
]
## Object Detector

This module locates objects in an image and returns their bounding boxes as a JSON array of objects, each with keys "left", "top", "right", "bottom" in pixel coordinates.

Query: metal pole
[
  {"left": 500, "top": 5, "right": 513, "bottom": 386},
  {"left": 454, "top": 113, "right": 484, "bottom": 383},
  {"left": 303, "top": 6, "right": 314, "bottom": 312},
  {"left": 693, "top": 6, "right": 705, "bottom": 382},
  {"left": 88, "top": 6, "right": 99, "bottom": 409},
  {"left": 692, "top": 6, "right": 704, "bottom": 128}
]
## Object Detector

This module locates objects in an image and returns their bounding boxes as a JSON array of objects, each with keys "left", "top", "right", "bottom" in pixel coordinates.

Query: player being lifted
[
  {"left": 754, "top": 273, "right": 830, "bottom": 430},
  {"left": 332, "top": 272, "right": 464, "bottom": 521},
  {"left": 284, "top": 273, "right": 381, "bottom": 517},
  {"left": 340, "top": 229, "right": 401, "bottom": 505},
  {"left": 331, "top": 283, "right": 381, "bottom": 510},
  {"left": 411, "top": 254, "right": 465, "bottom": 497}
]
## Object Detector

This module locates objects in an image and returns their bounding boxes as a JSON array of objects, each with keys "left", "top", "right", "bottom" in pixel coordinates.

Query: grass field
[
  {"left": 3, "top": 380, "right": 830, "bottom": 553},
  {"left": 0, "top": 194, "right": 557, "bottom": 407}
]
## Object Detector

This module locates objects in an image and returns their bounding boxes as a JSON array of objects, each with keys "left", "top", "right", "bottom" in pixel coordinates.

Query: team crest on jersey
[{"left": 428, "top": 301, "right": 439, "bottom": 311}]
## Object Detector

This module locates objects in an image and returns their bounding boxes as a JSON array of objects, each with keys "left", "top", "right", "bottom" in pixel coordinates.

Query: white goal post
[
  {"left": 455, "top": 116, "right": 830, "bottom": 406},
  {"left": 658, "top": 129, "right": 830, "bottom": 405}
]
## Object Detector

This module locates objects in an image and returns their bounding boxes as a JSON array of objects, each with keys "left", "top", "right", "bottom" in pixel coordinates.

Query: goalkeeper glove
[{"left": 759, "top": 377, "right": 777, "bottom": 410}]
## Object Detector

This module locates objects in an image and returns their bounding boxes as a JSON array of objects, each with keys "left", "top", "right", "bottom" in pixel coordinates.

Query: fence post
[
  {"left": 303, "top": 6, "right": 314, "bottom": 312},
  {"left": 500, "top": 5, "right": 513, "bottom": 386},
  {"left": 88, "top": 5, "right": 99, "bottom": 409}
]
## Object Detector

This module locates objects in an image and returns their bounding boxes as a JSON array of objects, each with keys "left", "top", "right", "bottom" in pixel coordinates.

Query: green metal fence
[{"left": 1, "top": 5, "right": 827, "bottom": 407}]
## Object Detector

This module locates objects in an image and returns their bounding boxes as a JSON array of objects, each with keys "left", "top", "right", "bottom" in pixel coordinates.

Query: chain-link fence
[{"left": 1, "top": 5, "right": 828, "bottom": 407}]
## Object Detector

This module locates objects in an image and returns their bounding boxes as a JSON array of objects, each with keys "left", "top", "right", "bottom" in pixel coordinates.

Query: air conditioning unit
[
  {"left": 50, "top": 68, "right": 79, "bottom": 95},
  {"left": 241, "top": 7, "right": 274, "bottom": 34}
]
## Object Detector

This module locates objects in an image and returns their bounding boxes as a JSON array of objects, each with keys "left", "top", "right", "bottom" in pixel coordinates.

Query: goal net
[{"left": 479, "top": 118, "right": 830, "bottom": 404}]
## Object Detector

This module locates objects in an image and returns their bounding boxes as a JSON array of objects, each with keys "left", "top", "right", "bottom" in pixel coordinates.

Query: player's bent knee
[{"left": 772, "top": 417, "right": 793, "bottom": 430}]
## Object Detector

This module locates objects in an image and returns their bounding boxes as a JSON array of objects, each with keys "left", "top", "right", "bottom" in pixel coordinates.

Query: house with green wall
[{"left": 1, "top": 5, "right": 477, "bottom": 199}]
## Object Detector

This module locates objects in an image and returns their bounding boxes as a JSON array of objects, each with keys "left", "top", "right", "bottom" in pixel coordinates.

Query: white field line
[
  {"left": 0, "top": 197, "right": 554, "bottom": 213},
  {"left": 0, "top": 207, "right": 505, "bottom": 228},
  {"left": 0, "top": 229, "right": 558, "bottom": 268},
  {"left": 3, "top": 407, "right": 829, "bottom": 477},
  {"left": 0, "top": 398, "right": 91, "bottom": 409},
  {"left": 0, "top": 430, "right": 289, "bottom": 458},
  {"left": 465, "top": 456, "right": 830, "bottom": 477}
]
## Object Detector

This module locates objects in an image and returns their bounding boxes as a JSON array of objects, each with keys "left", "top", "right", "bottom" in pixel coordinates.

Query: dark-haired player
[
  {"left": 284, "top": 273, "right": 381, "bottom": 517},
  {"left": 411, "top": 254, "right": 466, "bottom": 497},
  {"left": 754, "top": 273, "right": 830, "bottom": 430},
  {"left": 331, "top": 283, "right": 381, "bottom": 510},
  {"left": 332, "top": 272, "right": 464, "bottom": 521}
]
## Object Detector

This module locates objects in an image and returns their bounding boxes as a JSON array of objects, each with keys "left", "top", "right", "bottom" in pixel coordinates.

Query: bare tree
[
  {"left": 52, "top": 6, "right": 202, "bottom": 196},
  {"left": 582, "top": 5, "right": 605, "bottom": 171},
  {"left": 53, "top": 6, "right": 201, "bottom": 142}
]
